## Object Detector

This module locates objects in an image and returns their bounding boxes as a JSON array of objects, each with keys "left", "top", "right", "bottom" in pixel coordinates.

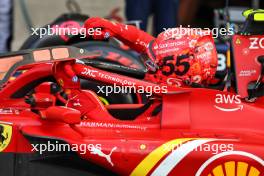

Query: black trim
[
  {"left": 11, "top": 77, "right": 56, "bottom": 98},
  {"left": 0, "top": 134, "right": 117, "bottom": 176},
  {"left": 83, "top": 60, "right": 146, "bottom": 79},
  {"left": 108, "top": 100, "right": 153, "bottom": 120}
]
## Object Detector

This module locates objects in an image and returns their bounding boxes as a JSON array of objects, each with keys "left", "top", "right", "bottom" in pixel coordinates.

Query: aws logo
[
  {"left": 214, "top": 94, "right": 243, "bottom": 112},
  {"left": 0, "top": 124, "right": 12, "bottom": 152}
]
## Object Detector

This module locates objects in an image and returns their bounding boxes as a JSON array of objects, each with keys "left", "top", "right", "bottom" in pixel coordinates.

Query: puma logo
[
  {"left": 90, "top": 146, "right": 117, "bottom": 166},
  {"left": 0, "top": 125, "right": 8, "bottom": 146}
]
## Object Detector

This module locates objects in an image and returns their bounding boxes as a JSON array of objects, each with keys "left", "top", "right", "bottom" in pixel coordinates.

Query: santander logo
[{"left": 214, "top": 94, "right": 243, "bottom": 112}]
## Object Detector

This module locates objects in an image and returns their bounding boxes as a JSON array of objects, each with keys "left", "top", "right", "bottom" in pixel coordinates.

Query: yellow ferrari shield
[{"left": 0, "top": 124, "right": 12, "bottom": 152}]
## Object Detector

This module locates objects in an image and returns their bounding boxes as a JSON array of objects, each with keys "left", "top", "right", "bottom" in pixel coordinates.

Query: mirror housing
[{"left": 46, "top": 106, "right": 81, "bottom": 124}]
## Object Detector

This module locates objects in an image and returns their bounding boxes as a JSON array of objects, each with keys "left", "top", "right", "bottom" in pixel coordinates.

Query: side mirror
[
  {"left": 45, "top": 106, "right": 81, "bottom": 124},
  {"left": 257, "top": 56, "right": 264, "bottom": 74},
  {"left": 246, "top": 56, "right": 264, "bottom": 100}
]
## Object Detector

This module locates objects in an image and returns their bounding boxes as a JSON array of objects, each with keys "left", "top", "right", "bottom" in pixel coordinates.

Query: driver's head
[{"left": 146, "top": 28, "right": 218, "bottom": 86}]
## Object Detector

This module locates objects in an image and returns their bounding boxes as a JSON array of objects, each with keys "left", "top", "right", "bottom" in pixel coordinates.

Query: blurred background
[{"left": 0, "top": 0, "right": 263, "bottom": 52}]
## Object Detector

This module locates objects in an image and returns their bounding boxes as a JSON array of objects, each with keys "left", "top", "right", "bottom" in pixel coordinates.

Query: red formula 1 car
[{"left": 0, "top": 44, "right": 263, "bottom": 176}]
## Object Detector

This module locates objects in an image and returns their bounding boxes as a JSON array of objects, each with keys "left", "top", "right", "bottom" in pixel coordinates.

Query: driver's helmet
[{"left": 146, "top": 28, "right": 218, "bottom": 87}]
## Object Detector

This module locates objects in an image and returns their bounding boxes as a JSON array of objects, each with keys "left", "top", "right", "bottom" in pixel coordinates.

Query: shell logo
[
  {"left": 196, "top": 151, "right": 264, "bottom": 176},
  {"left": 208, "top": 161, "right": 261, "bottom": 176}
]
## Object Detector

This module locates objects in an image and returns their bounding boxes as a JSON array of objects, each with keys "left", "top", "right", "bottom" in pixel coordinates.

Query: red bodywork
[
  {"left": 0, "top": 45, "right": 263, "bottom": 175},
  {"left": 233, "top": 35, "right": 264, "bottom": 98}
]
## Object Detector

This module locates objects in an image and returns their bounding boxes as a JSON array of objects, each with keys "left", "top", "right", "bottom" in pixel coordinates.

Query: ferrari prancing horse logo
[{"left": 0, "top": 124, "right": 12, "bottom": 152}]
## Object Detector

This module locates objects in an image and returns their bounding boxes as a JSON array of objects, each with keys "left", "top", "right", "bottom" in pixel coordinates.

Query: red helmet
[{"left": 146, "top": 28, "right": 218, "bottom": 87}]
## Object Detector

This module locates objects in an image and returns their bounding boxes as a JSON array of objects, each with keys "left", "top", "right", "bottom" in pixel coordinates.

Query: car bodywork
[{"left": 0, "top": 46, "right": 263, "bottom": 176}]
